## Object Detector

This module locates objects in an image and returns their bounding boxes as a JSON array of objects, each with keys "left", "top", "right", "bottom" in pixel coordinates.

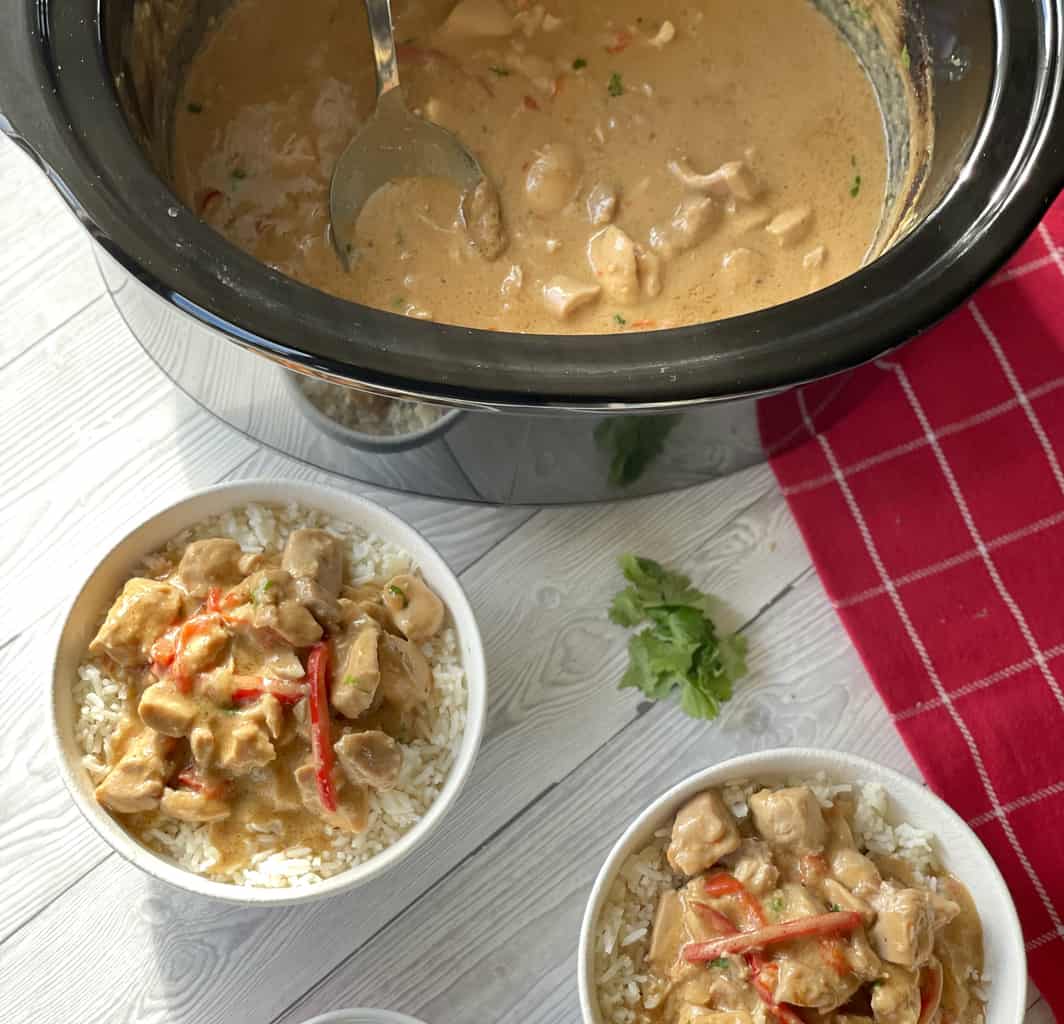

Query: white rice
[
  {"left": 298, "top": 378, "right": 444, "bottom": 437},
  {"left": 73, "top": 501, "right": 467, "bottom": 888},
  {"left": 594, "top": 778, "right": 945, "bottom": 1024}
]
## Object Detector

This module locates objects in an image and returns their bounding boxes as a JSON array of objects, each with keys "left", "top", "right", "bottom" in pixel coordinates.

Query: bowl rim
[
  {"left": 292, "top": 1011, "right": 427, "bottom": 1024},
  {"left": 49, "top": 478, "right": 487, "bottom": 905},
  {"left": 576, "top": 747, "right": 1027, "bottom": 1024},
  {"left": 282, "top": 368, "right": 465, "bottom": 455},
  {"left": 1, "top": 0, "right": 1062, "bottom": 409}
]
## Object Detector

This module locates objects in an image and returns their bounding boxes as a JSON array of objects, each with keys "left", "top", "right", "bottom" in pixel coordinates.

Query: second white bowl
[{"left": 578, "top": 748, "right": 1025, "bottom": 1024}]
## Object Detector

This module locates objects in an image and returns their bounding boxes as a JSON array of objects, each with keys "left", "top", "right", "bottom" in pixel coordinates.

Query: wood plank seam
[{"left": 0, "top": 292, "right": 109, "bottom": 375}]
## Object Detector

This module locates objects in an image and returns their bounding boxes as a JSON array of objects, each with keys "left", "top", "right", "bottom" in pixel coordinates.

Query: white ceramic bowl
[
  {"left": 578, "top": 748, "right": 1026, "bottom": 1024},
  {"left": 297, "top": 1011, "right": 426, "bottom": 1024},
  {"left": 50, "top": 479, "right": 487, "bottom": 905}
]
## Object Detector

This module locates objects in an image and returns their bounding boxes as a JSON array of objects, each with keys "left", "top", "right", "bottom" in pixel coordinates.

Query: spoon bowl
[{"left": 329, "top": 0, "right": 486, "bottom": 262}]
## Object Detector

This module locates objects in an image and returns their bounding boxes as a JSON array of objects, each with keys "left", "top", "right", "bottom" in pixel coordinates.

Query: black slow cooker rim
[{"left": 2, "top": 0, "right": 1063, "bottom": 411}]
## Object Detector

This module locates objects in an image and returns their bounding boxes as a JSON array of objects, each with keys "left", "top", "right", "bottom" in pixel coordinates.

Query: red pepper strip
[
  {"left": 684, "top": 911, "right": 863, "bottom": 962},
  {"left": 704, "top": 872, "right": 744, "bottom": 896},
  {"left": 606, "top": 29, "right": 634, "bottom": 54},
  {"left": 150, "top": 627, "right": 178, "bottom": 673},
  {"left": 175, "top": 767, "right": 227, "bottom": 799},
  {"left": 171, "top": 612, "right": 224, "bottom": 693},
  {"left": 694, "top": 900, "right": 797, "bottom": 1023},
  {"left": 704, "top": 871, "right": 769, "bottom": 927},
  {"left": 522, "top": 94, "right": 540, "bottom": 111},
  {"left": 197, "top": 188, "right": 222, "bottom": 217},
  {"left": 691, "top": 902, "right": 738, "bottom": 935},
  {"left": 231, "top": 675, "right": 307, "bottom": 706},
  {"left": 752, "top": 965, "right": 806, "bottom": 1024},
  {"left": 306, "top": 642, "right": 337, "bottom": 814},
  {"left": 918, "top": 961, "right": 944, "bottom": 1024}
]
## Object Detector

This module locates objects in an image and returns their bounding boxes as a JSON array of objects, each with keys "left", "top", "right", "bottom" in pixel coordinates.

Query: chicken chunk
[
  {"left": 177, "top": 614, "right": 230, "bottom": 676},
  {"left": 462, "top": 178, "right": 507, "bottom": 261},
  {"left": 667, "top": 158, "right": 761, "bottom": 202},
  {"left": 159, "top": 786, "right": 230, "bottom": 822},
  {"left": 89, "top": 578, "right": 183, "bottom": 667},
  {"left": 294, "top": 763, "right": 369, "bottom": 833},
  {"left": 525, "top": 143, "right": 582, "bottom": 215},
  {"left": 648, "top": 888, "right": 686, "bottom": 970},
  {"left": 870, "top": 886, "right": 938, "bottom": 968},
  {"left": 230, "top": 570, "right": 324, "bottom": 647},
  {"left": 635, "top": 245, "right": 663, "bottom": 298},
  {"left": 382, "top": 574, "right": 445, "bottom": 642},
  {"left": 174, "top": 538, "right": 244, "bottom": 598},
  {"left": 822, "top": 877, "right": 875, "bottom": 923},
  {"left": 189, "top": 723, "right": 215, "bottom": 768},
  {"left": 138, "top": 682, "right": 200, "bottom": 737},
  {"left": 335, "top": 730, "right": 403, "bottom": 790},
  {"left": 803, "top": 244, "right": 827, "bottom": 270},
  {"left": 667, "top": 789, "right": 741, "bottom": 876},
  {"left": 588, "top": 225, "right": 640, "bottom": 304},
  {"left": 723, "top": 838, "right": 779, "bottom": 894},
  {"left": 441, "top": 0, "right": 513, "bottom": 37},
  {"left": 871, "top": 964, "right": 921, "bottom": 1024},
  {"left": 749, "top": 786, "right": 828, "bottom": 854},
  {"left": 720, "top": 247, "right": 765, "bottom": 291},
  {"left": 649, "top": 195, "right": 720, "bottom": 259},
  {"left": 281, "top": 529, "right": 343, "bottom": 597},
  {"left": 542, "top": 276, "right": 601, "bottom": 319},
  {"left": 830, "top": 846, "right": 883, "bottom": 893},
  {"left": 586, "top": 183, "right": 618, "bottom": 226},
  {"left": 214, "top": 711, "right": 276, "bottom": 774},
  {"left": 378, "top": 633, "right": 434, "bottom": 712},
  {"left": 766, "top": 205, "right": 814, "bottom": 247},
  {"left": 331, "top": 620, "right": 382, "bottom": 719},
  {"left": 231, "top": 630, "right": 305, "bottom": 681},
  {"left": 291, "top": 577, "right": 342, "bottom": 631},
  {"left": 94, "top": 729, "right": 176, "bottom": 813}
]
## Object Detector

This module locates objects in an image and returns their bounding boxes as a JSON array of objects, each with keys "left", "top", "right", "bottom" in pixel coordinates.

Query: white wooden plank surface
[{"left": 0, "top": 133, "right": 1049, "bottom": 1024}]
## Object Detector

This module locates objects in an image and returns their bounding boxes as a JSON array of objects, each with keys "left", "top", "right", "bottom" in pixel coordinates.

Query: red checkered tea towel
[{"left": 762, "top": 197, "right": 1064, "bottom": 1011}]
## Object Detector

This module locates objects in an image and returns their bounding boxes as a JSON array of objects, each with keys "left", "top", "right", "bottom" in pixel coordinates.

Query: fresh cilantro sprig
[{"left": 609, "top": 555, "right": 748, "bottom": 720}]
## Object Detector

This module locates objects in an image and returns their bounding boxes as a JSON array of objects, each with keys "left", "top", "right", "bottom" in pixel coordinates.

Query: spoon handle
[{"left": 364, "top": 0, "right": 401, "bottom": 99}]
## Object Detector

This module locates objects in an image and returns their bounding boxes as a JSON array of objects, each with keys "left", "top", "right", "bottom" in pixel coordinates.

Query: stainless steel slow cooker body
[{"left": 1, "top": 0, "right": 1062, "bottom": 502}]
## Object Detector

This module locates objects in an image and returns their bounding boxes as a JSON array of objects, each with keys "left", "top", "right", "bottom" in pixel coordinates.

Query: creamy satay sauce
[{"left": 173, "top": 0, "right": 886, "bottom": 333}]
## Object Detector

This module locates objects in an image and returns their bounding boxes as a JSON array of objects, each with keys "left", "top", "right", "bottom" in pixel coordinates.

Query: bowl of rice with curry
[{"left": 50, "top": 480, "right": 486, "bottom": 904}]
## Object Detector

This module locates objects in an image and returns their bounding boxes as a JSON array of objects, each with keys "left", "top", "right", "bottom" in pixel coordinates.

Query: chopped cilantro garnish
[
  {"left": 230, "top": 167, "right": 247, "bottom": 182},
  {"left": 343, "top": 675, "right": 367, "bottom": 687},
  {"left": 388, "top": 584, "right": 408, "bottom": 607},
  {"left": 901, "top": 44, "right": 911, "bottom": 70},
  {"left": 252, "top": 578, "right": 273, "bottom": 604},
  {"left": 709, "top": 957, "right": 730, "bottom": 969},
  {"left": 392, "top": 296, "right": 405, "bottom": 309},
  {"left": 572, "top": 57, "right": 588, "bottom": 70},
  {"left": 850, "top": 173, "right": 862, "bottom": 198},
  {"left": 186, "top": 101, "right": 203, "bottom": 114},
  {"left": 489, "top": 65, "right": 511, "bottom": 76},
  {"left": 613, "top": 313, "right": 627, "bottom": 326},
  {"left": 829, "top": 902, "right": 843, "bottom": 912},
  {"left": 607, "top": 71, "right": 624, "bottom": 97},
  {"left": 609, "top": 555, "right": 748, "bottom": 720},
  {"left": 770, "top": 896, "right": 784, "bottom": 912}
]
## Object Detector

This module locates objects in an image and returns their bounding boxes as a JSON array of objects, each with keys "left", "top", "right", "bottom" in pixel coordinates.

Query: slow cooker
[{"left": 1, "top": 0, "right": 1061, "bottom": 502}]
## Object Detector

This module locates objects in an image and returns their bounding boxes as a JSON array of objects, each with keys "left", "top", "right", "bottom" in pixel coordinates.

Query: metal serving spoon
[{"left": 329, "top": 0, "right": 487, "bottom": 264}]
